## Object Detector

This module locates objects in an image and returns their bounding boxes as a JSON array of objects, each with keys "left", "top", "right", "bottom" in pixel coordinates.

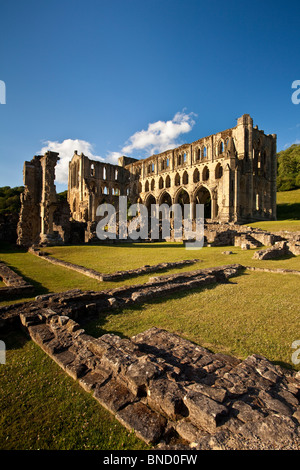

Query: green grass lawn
[{"left": 0, "top": 331, "right": 150, "bottom": 450}]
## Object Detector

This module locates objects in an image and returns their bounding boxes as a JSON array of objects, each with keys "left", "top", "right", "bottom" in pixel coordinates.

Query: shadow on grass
[
  {"left": 1, "top": 261, "right": 50, "bottom": 298},
  {"left": 1, "top": 329, "right": 30, "bottom": 351},
  {"left": 83, "top": 278, "right": 241, "bottom": 340},
  {"left": 277, "top": 203, "right": 300, "bottom": 220},
  {"left": 0, "top": 241, "right": 27, "bottom": 254}
]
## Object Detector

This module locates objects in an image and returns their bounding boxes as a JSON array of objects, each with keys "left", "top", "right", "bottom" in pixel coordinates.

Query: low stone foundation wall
[
  {"left": 0, "top": 263, "right": 300, "bottom": 449},
  {"left": 0, "top": 261, "right": 34, "bottom": 299},
  {"left": 246, "top": 266, "right": 300, "bottom": 276},
  {"left": 29, "top": 247, "right": 200, "bottom": 282},
  {"left": 204, "top": 223, "right": 282, "bottom": 249},
  {"left": 20, "top": 319, "right": 300, "bottom": 449},
  {"left": 0, "top": 264, "right": 243, "bottom": 329},
  {"left": 253, "top": 240, "right": 300, "bottom": 260}
]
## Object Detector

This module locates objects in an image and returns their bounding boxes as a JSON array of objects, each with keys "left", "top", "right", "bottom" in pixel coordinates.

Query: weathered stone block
[
  {"left": 147, "top": 378, "right": 187, "bottom": 420},
  {"left": 116, "top": 402, "right": 167, "bottom": 445},
  {"left": 79, "top": 369, "right": 111, "bottom": 392},
  {"left": 183, "top": 392, "right": 228, "bottom": 433},
  {"left": 176, "top": 420, "right": 207, "bottom": 444},
  {"left": 94, "top": 378, "right": 135, "bottom": 413},
  {"left": 53, "top": 350, "right": 76, "bottom": 370},
  {"left": 185, "top": 383, "right": 227, "bottom": 403},
  {"left": 231, "top": 400, "right": 263, "bottom": 423},
  {"left": 125, "top": 360, "right": 161, "bottom": 396},
  {"left": 28, "top": 324, "right": 55, "bottom": 346}
]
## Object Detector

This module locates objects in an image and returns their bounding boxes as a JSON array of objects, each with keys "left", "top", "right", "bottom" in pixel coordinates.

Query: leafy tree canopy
[{"left": 277, "top": 144, "right": 300, "bottom": 192}]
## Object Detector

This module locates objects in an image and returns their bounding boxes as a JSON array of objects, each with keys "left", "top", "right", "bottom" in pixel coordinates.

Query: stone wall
[
  {"left": 28, "top": 248, "right": 200, "bottom": 281},
  {"left": 15, "top": 317, "right": 300, "bottom": 450},
  {"left": 0, "top": 261, "right": 34, "bottom": 299},
  {"left": 253, "top": 240, "right": 300, "bottom": 260},
  {"left": 1, "top": 264, "right": 300, "bottom": 450}
]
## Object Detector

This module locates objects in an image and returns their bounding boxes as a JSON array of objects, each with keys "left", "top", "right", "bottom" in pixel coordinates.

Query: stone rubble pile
[{"left": 252, "top": 240, "right": 300, "bottom": 260}]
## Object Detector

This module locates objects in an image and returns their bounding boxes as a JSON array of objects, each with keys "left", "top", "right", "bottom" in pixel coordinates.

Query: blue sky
[{"left": 1, "top": 0, "right": 300, "bottom": 192}]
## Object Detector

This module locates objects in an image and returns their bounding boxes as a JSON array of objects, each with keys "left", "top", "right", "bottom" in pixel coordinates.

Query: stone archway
[
  {"left": 194, "top": 186, "right": 212, "bottom": 220},
  {"left": 158, "top": 190, "right": 172, "bottom": 207},
  {"left": 174, "top": 187, "right": 190, "bottom": 206}
]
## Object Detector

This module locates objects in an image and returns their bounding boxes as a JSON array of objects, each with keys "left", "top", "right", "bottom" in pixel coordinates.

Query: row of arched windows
[
  {"left": 144, "top": 141, "right": 228, "bottom": 175},
  {"left": 141, "top": 164, "right": 223, "bottom": 193},
  {"left": 90, "top": 165, "right": 119, "bottom": 181},
  {"left": 100, "top": 186, "right": 120, "bottom": 196}
]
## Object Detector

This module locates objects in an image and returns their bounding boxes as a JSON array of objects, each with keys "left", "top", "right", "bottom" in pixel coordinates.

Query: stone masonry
[
  {"left": 69, "top": 114, "right": 277, "bottom": 229},
  {"left": 1, "top": 264, "right": 299, "bottom": 450},
  {"left": 0, "top": 261, "right": 34, "bottom": 299}
]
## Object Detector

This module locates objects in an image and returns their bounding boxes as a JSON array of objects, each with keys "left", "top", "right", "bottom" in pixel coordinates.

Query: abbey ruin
[{"left": 17, "top": 114, "right": 277, "bottom": 247}]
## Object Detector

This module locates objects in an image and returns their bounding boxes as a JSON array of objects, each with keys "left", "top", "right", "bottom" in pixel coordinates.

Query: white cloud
[
  {"left": 39, "top": 110, "right": 196, "bottom": 184},
  {"left": 39, "top": 138, "right": 104, "bottom": 184},
  {"left": 105, "top": 151, "right": 123, "bottom": 164},
  {"left": 121, "top": 111, "right": 196, "bottom": 156}
]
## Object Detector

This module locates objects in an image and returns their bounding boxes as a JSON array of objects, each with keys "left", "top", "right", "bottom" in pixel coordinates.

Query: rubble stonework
[
  {"left": 17, "top": 151, "right": 69, "bottom": 247},
  {"left": 253, "top": 240, "right": 300, "bottom": 260},
  {"left": 0, "top": 264, "right": 299, "bottom": 449},
  {"left": 0, "top": 261, "right": 34, "bottom": 299},
  {"left": 28, "top": 247, "right": 200, "bottom": 281}
]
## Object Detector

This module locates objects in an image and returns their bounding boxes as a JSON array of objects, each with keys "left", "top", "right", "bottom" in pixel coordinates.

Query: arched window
[
  {"left": 193, "top": 168, "right": 200, "bottom": 183},
  {"left": 196, "top": 148, "right": 201, "bottom": 161},
  {"left": 103, "top": 166, "right": 107, "bottom": 180},
  {"left": 182, "top": 171, "right": 188, "bottom": 185},
  {"left": 183, "top": 152, "right": 187, "bottom": 163},
  {"left": 90, "top": 163, "right": 95, "bottom": 176},
  {"left": 165, "top": 175, "right": 171, "bottom": 188},
  {"left": 103, "top": 186, "right": 108, "bottom": 195},
  {"left": 145, "top": 180, "right": 149, "bottom": 192},
  {"left": 159, "top": 176, "right": 164, "bottom": 189},
  {"left": 175, "top": 173, "right": 180, "bottom": 186},
  {"left": 115, "top": 169, "right": 118, "bottom": 180},
  {"left": 215, "top": 163, "right": 223, "bottom": 179},
  {"left": 151, "top": 179, "right": 155, "bottom": 191},
  {"left": 203, "top": 166, "right": 209, "bottom": 181}
]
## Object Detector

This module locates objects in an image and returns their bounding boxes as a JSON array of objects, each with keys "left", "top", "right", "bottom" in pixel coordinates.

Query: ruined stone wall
[
  {"left": 68, "top": 152, "right": 132, "bottom": 223},
  {"left": 1, "top": 264, "right": 299, "bottom": 450},
  {"left": 66, "top": 114, "right": 277, "bottom": 229},
  {"left": 17, "top": 151, "right": 66, "bottom": 247},
  {"left": 124, "top": 114, "right": 277, "bottom": 225},
  {"left": 0, "top": 261, "right": 34, "bottom": 299}
]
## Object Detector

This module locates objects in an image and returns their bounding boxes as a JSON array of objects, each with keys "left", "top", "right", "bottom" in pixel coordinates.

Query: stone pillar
[
  {"left": 233, "top": 165, "right": 240, "bottom": 222},
  {"left": 270, "top": 134, "right": 277, "bottom": 220},
  {"left": 211, "top": 191, "right": 218, "bottom": 220},
  {"left": 219, "top": 163, "right": 231, "bottom": 222},
  {"left": 40, "top": 151, "right": 59, "bottom": 238}
]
